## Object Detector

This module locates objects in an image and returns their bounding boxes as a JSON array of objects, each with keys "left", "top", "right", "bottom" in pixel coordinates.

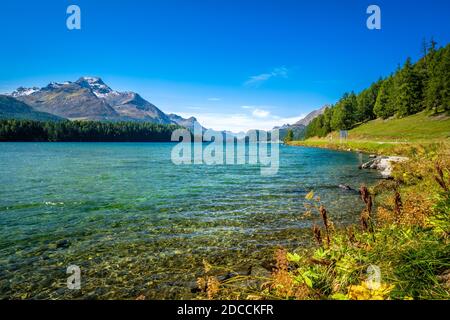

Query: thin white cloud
[
  {"left": 252, "top": 108, "right": 270, "bottom": 118},
  {"left": 244, "top": 67, "right": 289, "bottom": 87},
  {"left": 207, "top": 97, "right": 221, "bottom": 101},
  {"left": 175, "top": 111, "right": 306, "bottom": 133}
]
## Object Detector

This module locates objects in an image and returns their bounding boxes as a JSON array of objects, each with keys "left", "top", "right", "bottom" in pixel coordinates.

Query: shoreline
[
  {"left": 287, "top": 140, "right": 411, "bottom": 178},
  {"left": 237, "top": 139, "right": 449, "bottom": 300}
]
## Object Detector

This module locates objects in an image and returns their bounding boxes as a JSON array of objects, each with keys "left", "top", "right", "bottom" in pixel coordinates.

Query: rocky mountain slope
[
  {"left": 6, "top": 77, "right": 201, "bottom": 129},
  {"left": 0, "top": 95, "right": 63, "bottom": 121},
  {"left": 273, "top": 105, "right": 328, "bottom": 140},
  {"left": 294, "top": 106, "right": 328, "bottom": 127}
]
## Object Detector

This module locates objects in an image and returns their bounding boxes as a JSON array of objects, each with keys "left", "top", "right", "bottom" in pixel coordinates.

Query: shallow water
[{"left": 0, "top": 142, "right": 380, "bottom": 299}]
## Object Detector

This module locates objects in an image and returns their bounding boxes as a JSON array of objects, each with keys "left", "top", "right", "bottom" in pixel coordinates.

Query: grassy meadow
[{"left": 290, "top": 111, "right": 450, "bottom": 156}]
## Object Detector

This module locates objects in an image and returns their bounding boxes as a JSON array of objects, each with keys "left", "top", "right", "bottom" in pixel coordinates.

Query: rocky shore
[{"left": 360, "top": 155, "right": 409, "bottom": 178}]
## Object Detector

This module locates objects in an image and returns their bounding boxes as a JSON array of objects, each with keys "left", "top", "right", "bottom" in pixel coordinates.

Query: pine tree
[
  {"left": 284, "top": 128, "right": 294, "bottom": 143},
  {"left": 356, "top": 80, "right": 381, "bottom": 122},
  {"left": 423, "top": 40, "right": 442, "bottom": 112},
  {"left": 440, "top": 46, "right": 450, "bottom": 112},
  {"left": 395, "top": 58, "right": 423, "bottom": 117},
  {"left": 374, "top": 76, "right": 396, "bottom": 119},
  {"left": 330, "top": 93, "right": 357, "bottom": 130}
]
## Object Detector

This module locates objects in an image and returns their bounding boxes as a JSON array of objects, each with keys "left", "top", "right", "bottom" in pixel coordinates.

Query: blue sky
[{"left": 1, "top": 0, "right": 449, "bottom": 131}]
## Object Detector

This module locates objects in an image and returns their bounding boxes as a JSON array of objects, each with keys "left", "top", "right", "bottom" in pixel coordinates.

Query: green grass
[
  {"left": 349, "top": 112, "right": 450, "bottom": 142},
  {"left": 290, "top": 139, "right": 405, "bottom": 155},
  {"left": 290, "top": 112, "right": 450, "bottom": 156}
]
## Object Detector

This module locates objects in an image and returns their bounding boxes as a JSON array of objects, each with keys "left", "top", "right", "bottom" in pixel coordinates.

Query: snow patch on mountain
[
  {"left": 75, "top": 77, "right": 118, "bottom": 98},
  {"left": 11, "top": 87, "right": 40, "bottom": 97}
]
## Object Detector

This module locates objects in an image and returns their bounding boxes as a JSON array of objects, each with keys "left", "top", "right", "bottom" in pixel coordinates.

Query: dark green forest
[
  {"left": 305, "top": 41, "right": 450, "bottom": 138},
  {"left": 0, "top": 120, "right": 180, "bottom": 142}
]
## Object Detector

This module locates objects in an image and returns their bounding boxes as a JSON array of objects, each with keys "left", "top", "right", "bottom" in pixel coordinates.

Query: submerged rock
[
  {"left": 56, "top": 239, "right": 70, "bottom": 249},
  {"left": 339, "top": 184, "right": 355, "bottom": 191}
]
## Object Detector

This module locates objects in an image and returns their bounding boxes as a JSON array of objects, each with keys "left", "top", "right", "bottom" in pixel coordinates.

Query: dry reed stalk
[
  {"left": 319, "top": 205, "right": 331, "bottom": 245},
  {"left": 313, "top": 224, "right": 323, "bottom": 246}
]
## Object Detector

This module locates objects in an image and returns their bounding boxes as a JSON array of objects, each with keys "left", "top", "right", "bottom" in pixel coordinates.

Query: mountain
[
  {"left": 167, "top": 114, "right": 206, "bottom": 132},
  {"left": 273, "top": 106, "right": 328, "bottom": 140},
  {"left": 8, "top": 77, "right": 200, "bottom": 128},
  {"left": 273, "top": 124, "right": 307, "bottom": 141},
  {"left": 75, "top": 77, "right": 115, "bottom": 98},
  {"left": 11, "top": 87, "right": 40, "bottom": 97},
  {"left": 107, "top": 91, "right": 172, "bottom": 124},
  {"left": 75, "top": 77, "right": 173, "bottom": 123},
  {"left": 13, "top": 80, "right": 119, "bottom": 121},
  {"left": 293, "top": 106, "right": 328, "bottom": 127},
  {"left": 0, "top": 95, "right": 63, "bottom": 121}
]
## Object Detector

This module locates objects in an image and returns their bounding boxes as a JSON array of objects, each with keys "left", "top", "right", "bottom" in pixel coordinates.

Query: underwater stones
[
  {"left": 338, "top": 184, "right": 355, "bottom": 191},
  {"left": 55, "top": 239, "right": 71, "bottom": 249},
  {"left": 40, "top": 253, "right": 50, "bottom": 261}
]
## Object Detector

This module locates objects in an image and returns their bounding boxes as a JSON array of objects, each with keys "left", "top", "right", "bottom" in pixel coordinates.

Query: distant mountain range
[
  {"left": 273, "top": 105, "right": 328, "bottom": 140},
  {"left": 3, "top": 77, "right": 202, "bottom": 129},
  {"left": 1, "top": 76, "right": 326, "bottom": 138}
]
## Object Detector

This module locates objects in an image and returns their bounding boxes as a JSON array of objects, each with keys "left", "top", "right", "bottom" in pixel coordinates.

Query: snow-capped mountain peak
[
  {"left": 11, "top": 87, "right": 40, "bottom": 97},
  {"left": 75, "top": 77, "right": 117, "bottom": 98}
]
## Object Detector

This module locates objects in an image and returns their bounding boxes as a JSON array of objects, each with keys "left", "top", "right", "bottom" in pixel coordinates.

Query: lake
[{"left": 0, "top": 142, "right": 381, "bottom": 299}]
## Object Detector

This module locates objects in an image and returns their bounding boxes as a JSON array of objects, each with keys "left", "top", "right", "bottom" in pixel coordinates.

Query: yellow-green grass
[
  {"left": 349, "top": 112, "right": 450, "bottom": 142},
  {"left": 290, "top": 112, "right": 450, "bottom": 156}
]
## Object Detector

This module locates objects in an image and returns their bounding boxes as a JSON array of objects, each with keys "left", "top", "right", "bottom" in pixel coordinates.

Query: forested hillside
[
  {"left": 305, "top": 41, "right": 450, "bottom": 138},
  {"left": 0, "top": 119, "right": 180, "bottom": 142}
]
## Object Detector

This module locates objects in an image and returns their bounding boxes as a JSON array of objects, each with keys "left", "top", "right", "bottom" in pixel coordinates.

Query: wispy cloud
[
  {"left": 244, "top": 67, "right": 289, "bottom": 87},
  {"left": 207, "top": 97, "right": 221, "bottom": 101},
  {"left": 252, "top": 108, "right": 270, "bottom": 118},
  {"left": 241, "top": 105, "right": 272, "bottom": 118},
  {"left": 175, "top": 109, "right": 305, "bottom": 132}
]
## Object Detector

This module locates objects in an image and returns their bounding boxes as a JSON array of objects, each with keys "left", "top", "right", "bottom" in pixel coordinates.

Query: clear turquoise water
[{"left": 0, "top": 142, "right": 380, "bottom": 299}]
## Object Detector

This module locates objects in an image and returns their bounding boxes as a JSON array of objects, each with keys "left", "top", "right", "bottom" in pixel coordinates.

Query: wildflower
[
  {"left": 305, "top": 190, "right": 315, "bottom": 200},
  {"left": 202, "top": 259, "right": 212, "bottom": 273},
  {"left": 347, "top": 282, "right": 394, "bottom": 300},
  {"left": 206, "top": 276, "right": 220, "bottom": 300}
]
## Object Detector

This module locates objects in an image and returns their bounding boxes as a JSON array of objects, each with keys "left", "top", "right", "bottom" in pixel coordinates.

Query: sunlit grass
[{"left": 289, "top": 112, "right": 450, "bottom": 156}]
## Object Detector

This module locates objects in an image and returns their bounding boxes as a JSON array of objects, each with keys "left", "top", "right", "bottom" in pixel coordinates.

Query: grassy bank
[
  {"left": 194, "top": 113, "right": 450, "bottom": 300},
  {"left": 289, "top": 112, "right": 450, "bottom": 156}
]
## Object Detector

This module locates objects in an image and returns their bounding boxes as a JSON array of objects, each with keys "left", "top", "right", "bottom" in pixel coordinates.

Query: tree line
[
  {"left": 305, "top": 40, "right": 450, "bottom": 138},
  {"left": 0, "top": 119, "right": 181, "bottom": 142}
]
